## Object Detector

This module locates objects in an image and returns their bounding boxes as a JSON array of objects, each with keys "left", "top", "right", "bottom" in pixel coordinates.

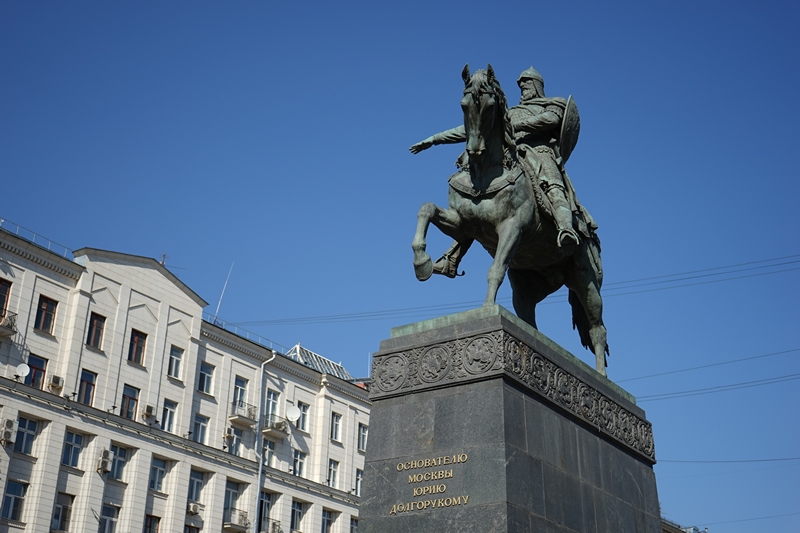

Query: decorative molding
[
  {"left": 200, "top": 329, "right": 264, "bottom": 360},
  {"left": 0, "top": 239, "right": 83, "bottom": 280},
  {"left": 371, "top": 329, "right": 655, "bottom": 462}
]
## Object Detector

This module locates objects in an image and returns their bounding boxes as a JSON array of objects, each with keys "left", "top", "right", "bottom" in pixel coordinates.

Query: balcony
[
  {"left": 262, "top": 414, "right": 289, "bottom": 439},
  {"left": 0, "top": 310, "right": 17, "bottom": 337},
  {"left": 222, "top": 508, "right": 250, "bottom": 532},
  {"left": 259, "top": 518, "right": 281, "bottom": 533},
  {"left": 229, "top": 401, "right": 258, "bottom": 427}
]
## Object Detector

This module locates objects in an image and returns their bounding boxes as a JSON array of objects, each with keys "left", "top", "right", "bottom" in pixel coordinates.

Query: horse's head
[{"left": 460, "top": 64, "right": 513, "bottom": 166}]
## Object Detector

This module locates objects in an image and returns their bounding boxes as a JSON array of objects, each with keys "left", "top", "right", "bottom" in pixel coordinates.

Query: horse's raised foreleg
[
  {"left": 412, "top": 203, "right": 464, "bottom": 281},
  {"left": 485, "top": 219, "right": 524, "bottom": 305}
]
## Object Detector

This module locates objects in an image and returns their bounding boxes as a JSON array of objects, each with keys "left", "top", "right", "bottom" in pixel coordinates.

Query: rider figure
[{"left": 410, "top": 66, "right": 589, "bottom": 277}]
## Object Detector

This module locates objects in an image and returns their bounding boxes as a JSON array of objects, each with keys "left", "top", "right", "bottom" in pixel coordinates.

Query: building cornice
[
  {"left": 201, "top": 328, "right": 266, "bottom": 361},
  {"left": 0, "top": 233, "right": 84, "bottom": 281},
  {"left": 0, "top": 377, "right": 253, "bottom": 471}
]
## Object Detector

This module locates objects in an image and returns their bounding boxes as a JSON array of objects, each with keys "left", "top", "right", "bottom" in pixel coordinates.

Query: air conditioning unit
[
  {"left": 48, "top": 374, "right": 64, "bottom": 390},
  {"left": 224, "top": 426, "right": 236, "bottom": 438},
  {"left": 142, "top": 404, "right": 156, "bottom": 418},
  {"left": 1, "top": 418, "right": 18, "bottom": 444},
  {"left": 187, "top": 502, "right": 200, "bottom": 515},
  {"left": 97, "top": 449, "right": 114, "bottom": 473}
]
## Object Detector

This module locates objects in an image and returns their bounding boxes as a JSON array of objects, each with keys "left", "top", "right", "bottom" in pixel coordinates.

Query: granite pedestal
[{"left": 361, "top": 305, "right": 660, "bottom": 533}]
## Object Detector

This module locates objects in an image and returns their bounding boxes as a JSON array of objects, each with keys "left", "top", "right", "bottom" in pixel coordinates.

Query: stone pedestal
[{"left": 361, "top": 305, "right": 660, "bottom": 533}]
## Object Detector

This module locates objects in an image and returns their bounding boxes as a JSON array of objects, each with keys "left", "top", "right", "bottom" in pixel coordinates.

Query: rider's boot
[
  {"left": 432, "top": 239, "right": 473, "bottom": 278},
  {"left": 546, "top": 185, "right": 580, "bottom": 247}
]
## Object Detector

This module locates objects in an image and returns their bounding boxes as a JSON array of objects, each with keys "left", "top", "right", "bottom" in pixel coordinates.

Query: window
[
  {"left": 193, "top": 414, "right": 208, "bottom": 444},
  {"left": 358, "top": 423, "right": 368, "bottom": 451},
  {"left": 78, "top": 370, "right": 96, "bottom": 406},
  {"left": 188, "top": 470, "right": 204, "bottom": 502},
  {"left": 1, "top": 480, "right": 27, "bottom": 521},
  {"left": 184, "top": 527, "right": 199, "bottom": 533},
  {"left": 24, "top": 355, "right": 47, "bottom": 390},
  {"left": 161, "top": 400, "right": 177, "bottom": 433},
  {"left": 292, "top": 449, "right": 306, "bottom": 477},
  {"left": 198, "top": 362, "right": 214, "bottom": 394},
  {"left": 144, "top": 515, "right": 160, "bottom": 533},
  {"left": 296, "top": 401, "right": 309, "bottom": 431},
  {"left": 327, "top": 459, "right": 339, "bottom": 489},
  {"left": 121, "top": 385, "right": 139, "bottom": 420},
  {"left": 128, "top": 329, "right": 147, "bottom": 365},
  {"left": 350, "top": 518, "right": 359, "bottom": 533},
  {"left": 355, "top": 469, "right": 363, "bottom": 497},
  {"left": 109, "top": 445, "right": 127, "bottom": 480},
  {"left": 258, "top": 492, "right": 273, "bottom": 532},
  {"left": 34, "top": 295, "right": 57, "bottom": 333},
  {"left": 98, "top": 504, "right": 118, "bottom": 533},
  {"left": 227, "top": 427, "right": 243, "bottom": 456},
  {"left": 265, "top": 389, "right": 279, "bottom": 424},
  {"left": 149, "top": 458, "right": 167, "bottom": 492},
  {"left": 51, "top": 492, "right": 73, "bottom": 532},
  {"left": 233, "top": 376, "right": 247, "bottom": 406},
  {"left": 13, "top": 417, "right": 37, "bottom": 455},
  {"left": 330, "top": 412, "right": 341, "bottom": 441},
  {"left": 290, "top": 501, "right": 304, "bottom": 532},
  {"left": 321, "top": 510, "right": 334, "bottom": 533},
  {"left": 0, "top": 279, "right": 10, "bottom": 311},
  {"left": 264, "top": 440, "right": 275, "bottom": 467},
  {"left": 86, "top": 313, "right": 106, "bottom": 349},
  {"left": 61, "top": 431, "right": 84, "bottom": 468},
  {"left": 224, "top": 481, "right": 240, "bottom": 510},
  {"left": 167, "top": 346, "right": 183, "bottom": 379}
]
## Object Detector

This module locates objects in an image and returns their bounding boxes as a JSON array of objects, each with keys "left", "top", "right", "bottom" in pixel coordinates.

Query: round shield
[{"left": 559, "top": 95, "right": 580, "bottom": 164}]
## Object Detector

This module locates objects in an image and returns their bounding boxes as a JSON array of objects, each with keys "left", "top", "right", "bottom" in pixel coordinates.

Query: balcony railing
[
  {"left": 0, "top": 310, "right": 17, "bottom": 337},
  {"left": 262, "top": 414, "right": 289, "bottom": 437},
  {"left": 229, "top": 400, "right": 258, "bottom": 426},
  {"left": 223, "top": 508, "right": 250, "bottom": 530},
  {"left": 259, "top": 518, "right": 281, "bottom": 533}
]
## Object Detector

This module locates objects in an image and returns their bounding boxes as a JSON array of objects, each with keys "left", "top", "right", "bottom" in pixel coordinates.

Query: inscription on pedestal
[{"left": 389, "top": 454, "right": 470, "bottom": 515}]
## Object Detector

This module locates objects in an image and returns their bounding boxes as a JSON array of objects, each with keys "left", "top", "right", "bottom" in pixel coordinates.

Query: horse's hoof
[{"left": 414, "top": 253, "right": 433, "bottom": 281}]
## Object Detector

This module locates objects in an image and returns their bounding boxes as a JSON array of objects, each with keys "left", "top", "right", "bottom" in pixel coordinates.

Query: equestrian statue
[{"left": 409, "top": 64, "right": 609, "bottom": 375}]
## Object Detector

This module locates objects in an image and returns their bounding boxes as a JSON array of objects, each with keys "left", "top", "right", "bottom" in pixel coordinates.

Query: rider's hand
[{"left": 409, "top": 137, "right": 434, "bottom": 154}]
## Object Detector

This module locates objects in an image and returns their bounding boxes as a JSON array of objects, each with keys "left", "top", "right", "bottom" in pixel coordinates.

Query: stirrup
[
  {"left": 432, "top": 254, "right": 464, "bottom": 278},
  {"left": 557, "top": 228, "right": 580, "bottom": 247}
]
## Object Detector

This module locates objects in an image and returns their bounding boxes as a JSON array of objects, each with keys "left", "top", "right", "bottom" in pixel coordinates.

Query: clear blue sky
[{"left": 2, "top": 1, "right": 798, "bottom": 530}]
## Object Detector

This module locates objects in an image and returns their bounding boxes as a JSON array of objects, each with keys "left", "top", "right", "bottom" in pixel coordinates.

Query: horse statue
[{"left": 410, "top": 64, "right": 609, "bottom": 375}]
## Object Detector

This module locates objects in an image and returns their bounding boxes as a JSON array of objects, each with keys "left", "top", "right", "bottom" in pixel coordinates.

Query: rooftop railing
[
  {"left": 203, "top": 314, "right": 288, "bottom": 354},
  {"left": 0, "top": 217, "right": 72, "bottom": 259}
]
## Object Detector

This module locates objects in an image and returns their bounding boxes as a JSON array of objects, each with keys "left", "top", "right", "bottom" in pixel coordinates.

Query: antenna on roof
[
  {"left": 160, "top": 253, "right": 167, "bottom": 266},
  {"left": 213, "top": 262, "right": 235, "bottom": 323}
]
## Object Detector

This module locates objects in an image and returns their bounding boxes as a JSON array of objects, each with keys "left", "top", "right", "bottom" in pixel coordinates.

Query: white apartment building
[{"left": 0, "top": 222, "right": 369, "bottom": 533}]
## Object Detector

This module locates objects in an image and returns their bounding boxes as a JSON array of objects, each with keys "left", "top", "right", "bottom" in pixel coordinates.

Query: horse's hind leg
[
  {"left": 508, "top": 268, "right": 561, "bottom": 329},
  {"left": 565, "top": 248, "right": 608, "bottom": 376},
  {"left": 412, "top": 203, "right": 464, "bottom": 281}
]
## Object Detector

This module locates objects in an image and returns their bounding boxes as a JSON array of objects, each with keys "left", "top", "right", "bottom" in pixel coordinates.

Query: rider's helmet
[{"left": 517, "top": 67, "right": 545, "bottom": 97}]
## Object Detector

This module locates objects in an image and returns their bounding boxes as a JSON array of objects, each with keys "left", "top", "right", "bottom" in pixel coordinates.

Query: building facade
[{"left": 0, "top": 224, "right": 369, "bottom": 533}]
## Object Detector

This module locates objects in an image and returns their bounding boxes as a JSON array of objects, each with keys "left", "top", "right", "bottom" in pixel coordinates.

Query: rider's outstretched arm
[{"left": 409, "top": 125, "right": 466, "bottom": 153}]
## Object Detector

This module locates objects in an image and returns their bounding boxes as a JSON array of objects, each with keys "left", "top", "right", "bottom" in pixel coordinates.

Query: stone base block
[{"left": 361, "top": 305, "right": 660, "bottom": 533}]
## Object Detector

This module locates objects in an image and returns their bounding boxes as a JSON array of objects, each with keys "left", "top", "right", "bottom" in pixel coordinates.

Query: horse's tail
[
  {"left": 568, "top": 289, "right": 610, "bottom": 359},
  {"left": 568, "top": 289, "right": 592, "bottom": 351}
]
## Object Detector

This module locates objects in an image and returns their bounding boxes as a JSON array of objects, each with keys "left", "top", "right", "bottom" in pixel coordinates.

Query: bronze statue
[{"left": 410, "top": 65, "right": 609, "bottom": 375}]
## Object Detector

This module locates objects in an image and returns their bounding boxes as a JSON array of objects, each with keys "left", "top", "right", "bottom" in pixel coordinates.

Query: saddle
[{"left": 448, "top": 166, "right": 525, "bottom": 198}]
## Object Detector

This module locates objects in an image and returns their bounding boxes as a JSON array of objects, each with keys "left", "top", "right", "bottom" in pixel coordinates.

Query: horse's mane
[{"left": 465, "top": 69, "right": 517, "bottom": 166}]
